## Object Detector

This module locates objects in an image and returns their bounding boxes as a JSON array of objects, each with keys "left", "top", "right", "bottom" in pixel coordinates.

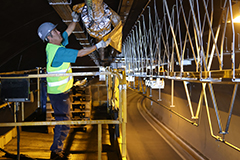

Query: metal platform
[{"left": 0, "top": 105, "right": 121, "bottom": 160}]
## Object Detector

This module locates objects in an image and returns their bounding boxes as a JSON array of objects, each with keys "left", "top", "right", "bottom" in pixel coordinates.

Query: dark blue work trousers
[{"left": 49, "top": 91, "right": 71, "bottom": 152}]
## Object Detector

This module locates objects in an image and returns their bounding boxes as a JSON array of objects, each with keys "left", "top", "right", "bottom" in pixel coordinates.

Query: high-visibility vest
[{"left": 46, "top": 43, "right": 73, "bottom": 94}]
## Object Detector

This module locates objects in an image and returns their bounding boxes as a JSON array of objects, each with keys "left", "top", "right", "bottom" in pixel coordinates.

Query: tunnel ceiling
[{"left": 0, "top": 0, "right": 149, "bottom": 73}]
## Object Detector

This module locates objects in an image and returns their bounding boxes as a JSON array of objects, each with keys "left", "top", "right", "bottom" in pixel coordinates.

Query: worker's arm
[
  {"left": 52, "top": 39, "right": 111, "bottom": 67},
  {"left": 77, "top": 45, "right": 97, "bottom": 57},
  {"left": 77, "top": 39, "right": 111, "bottom": 57},
  {"left": 65, "top": 22, "right": 77, "bottom": 36},
  {"left": 65, "top": 12, "right": 80, "bottom": 36},
  {"left": 51, "top": 46, "right": 96, "bottom": 67}
]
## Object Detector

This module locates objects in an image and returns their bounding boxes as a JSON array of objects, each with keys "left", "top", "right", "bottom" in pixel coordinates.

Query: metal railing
[
  {"left": 0, "top": 67, "right": 127, "bottom": 160},
  {"left": 122, "top": 0, "right": 240, "bottom": 153},
  {"left": 0, "top": 68, "right": 41, "bottom": 121},
  {"left": 123, "top": 0, "right": 240, "bottom": 82}
]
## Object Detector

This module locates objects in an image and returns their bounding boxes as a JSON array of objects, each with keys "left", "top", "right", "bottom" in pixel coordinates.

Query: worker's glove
[
  {"left": 95, "top": 38, "right": 111, "bottom": 49},
  {"left": 74, "top": 78, "right": 87, "bottom": 87},
  {"left": 72, "top": 12, "right": 80, "bottom": 22}
]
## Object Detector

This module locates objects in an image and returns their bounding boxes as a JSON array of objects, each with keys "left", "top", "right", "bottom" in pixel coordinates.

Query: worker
[{"left": 37, "top": 12, "right": 110, "bottom": 160}]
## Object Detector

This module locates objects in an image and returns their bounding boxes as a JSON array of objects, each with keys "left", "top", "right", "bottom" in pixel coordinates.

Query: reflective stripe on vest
[
  {"left": 48, "top": 76, "right": 73, "bottom": 87},
  {"left": 47, "top": 66, "right": 71, "bottom": 74}
]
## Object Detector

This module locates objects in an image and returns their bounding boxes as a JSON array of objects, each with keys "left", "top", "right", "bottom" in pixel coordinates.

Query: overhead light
[
  {"left": 224, "top": 1, "right": 240, "bottom": 23},
  {"left": 233, "top": 16, "right": 240, "bottom": 23}
]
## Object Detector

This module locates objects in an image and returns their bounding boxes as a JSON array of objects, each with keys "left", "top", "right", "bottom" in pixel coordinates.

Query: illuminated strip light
[
  {"left": 176, "top": 60, "right": 192, "bottom": 66},
  {"left": 49, "top": 0, "right": 72, "bottom": 5},
  {"left": 73, "top": 31, "right": 85, "bottom": 34},
  {"left": 80, "top": 42, "right": 90, "bottom": 45},
  {"left": 233, "top": 16, "right": 240, "bottom": 23},
  {"left": 77, "top": 38, "right": 88, "bottom": 40}
]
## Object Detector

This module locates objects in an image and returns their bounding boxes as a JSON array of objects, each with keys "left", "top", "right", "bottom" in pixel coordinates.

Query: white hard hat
[{"left": 37, "top": 22, "right": 57, "bottom": 42}]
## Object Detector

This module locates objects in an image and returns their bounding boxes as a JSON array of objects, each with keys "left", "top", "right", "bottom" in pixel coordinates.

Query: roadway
[{"left": 127, "top": 89, "right": 183, "bottom": 160}]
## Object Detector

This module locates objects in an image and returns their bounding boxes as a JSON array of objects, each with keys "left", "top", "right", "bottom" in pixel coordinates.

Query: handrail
[
  {"left": 0, "top": 102, "right": 12, "bottom": 109},
  {"left": 0, "top": 69, "right": 127, "bottom": 160},
  {"left": 0, "top": 68, "right": 39, "bottom": 75},
  {"left": 0, "top": 72, "right": 104, "bottom": 79},
  {"left": 0, "top": 120, "right": 120, "bottom": 127}
]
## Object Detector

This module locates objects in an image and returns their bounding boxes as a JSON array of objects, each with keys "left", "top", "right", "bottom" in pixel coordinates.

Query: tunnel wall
[{"left": 144, "top": 79, "right": 240, "bottom": 160}]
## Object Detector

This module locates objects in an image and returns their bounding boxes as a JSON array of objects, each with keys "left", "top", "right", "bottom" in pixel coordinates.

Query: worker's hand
[
  {"left": 74, "top": 78, "right": 87, "bottom": 87},
  {"left": 95, "top": 38, "right": 111, "bottom": 49},
  {"left": 72, "top": 12, "right": 80, "bottom": 22}
]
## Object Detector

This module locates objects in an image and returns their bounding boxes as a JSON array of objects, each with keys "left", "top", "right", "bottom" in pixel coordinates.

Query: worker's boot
[{"left": 50, "top": 151, "right": 68, "bottom": 160}]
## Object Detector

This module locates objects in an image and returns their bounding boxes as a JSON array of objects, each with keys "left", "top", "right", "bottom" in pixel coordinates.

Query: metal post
[
  {"left": 14, "top": 102, "right": 20, "bottom": 160},
  {"left": 133, "top": 78, "right": 135, "bottom": 89},
  {"left": 137, "top": 77, "right": 140, "bottom": 91},
  {"left": 142, "top": 15, "right": 148, "bottom": 77},
  {"left": 220, "top": 8, "right": 229, "bottom": 69},
  {"left": 202, "top": 0, "right": 222, "bottom": 68},
  {"left": 21, "top": 102, "right": 24, "bottom": 121},
  {"left": 106, "top": 75, "right": 109, "bottom": 109},
  {"left": 149, "top": 83, "right": 152, "bottom": 97},
  {"left": 98, "top": 86, "right": 100, "bottom": 106},
  {"left": 135, "top": 26, "right": 141, "bottom": 73},
  {"left": 204, "top": 0, "right": 212, "bottom": 65},
  {"left": 207, "top": 27, "right": 221, "bottom": 71},
  {"left": 229, "top": 0, "right": 235, "bottom": 79},
  {"left": 119, "top": 82, "right": 123, "bottom": 122},
  {"left": 195, "top": 86, "right": 204, "bottom": 119},
  {"left": 163, "top": 0, "right": 182, "bottom": 70},
  {"left": 122, "top": 70, "right": 127, "bottom": 159},
  {"left": 179, "top": 1, "right": 197, "bottom": 66},
  {"left": 14, "top": 102, "right": 17, "bottom": 123},
  {"left": 158, "top": 20, "right": 162, "bottom": 76},
  {"left": 231, "top": 42, "right": 235, "bottom": 79},
  {"left": 137, "top": 21, "right": 144, "bottom": 75},
  {"left": 225, "top": 37, "right": 228, "bottom": 52},
  {"left": 109, "top": 74, "right": 112, "bottom": 109},
  {"left": 183, "top": 81, "right": 194, "bottom": 118},
  {"left": 107, "top": 73, "right": 112, "bottom": 113},
  {"left": 37, "top": 67, "right": 40, "bottom": 108},
  {"left": 238, "top": 33, "right": 240, "bottom": 50},
  {"left": 122, "top": 122, "right": 127, "bottom": 159},
  {"left": 148, "top": 6, "right": 154, "bottom": 77},
  {"left": 203, "top": 83, "right": 215, "bottom": 136},
  {"left": 225, "top": 84, "right": 238, "bottom": 133},
  {"left": 98, "top": 124, "right": 102, "bottom": 160},
  {"left": 131, "top": 31, "right": 137, "bottom": 73},
  {"left": 208, "top": 83, "right": 223, "bottom": 132},
  {"left": 170, "top": 79, "right": 175, "bottom": 107}
]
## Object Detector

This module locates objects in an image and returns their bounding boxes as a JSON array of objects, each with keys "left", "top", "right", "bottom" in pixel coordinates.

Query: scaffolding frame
[{"left": 122, "top": 0, "right": 240, "bottom": 152}]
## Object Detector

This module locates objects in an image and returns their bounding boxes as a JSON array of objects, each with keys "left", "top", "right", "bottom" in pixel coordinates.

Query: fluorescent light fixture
[
  {"left": 224, "top": 2, "right": 240, "bottom": 23},
  {"left": 233, "top": 16, "right": 240, "bottom": 23}
]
